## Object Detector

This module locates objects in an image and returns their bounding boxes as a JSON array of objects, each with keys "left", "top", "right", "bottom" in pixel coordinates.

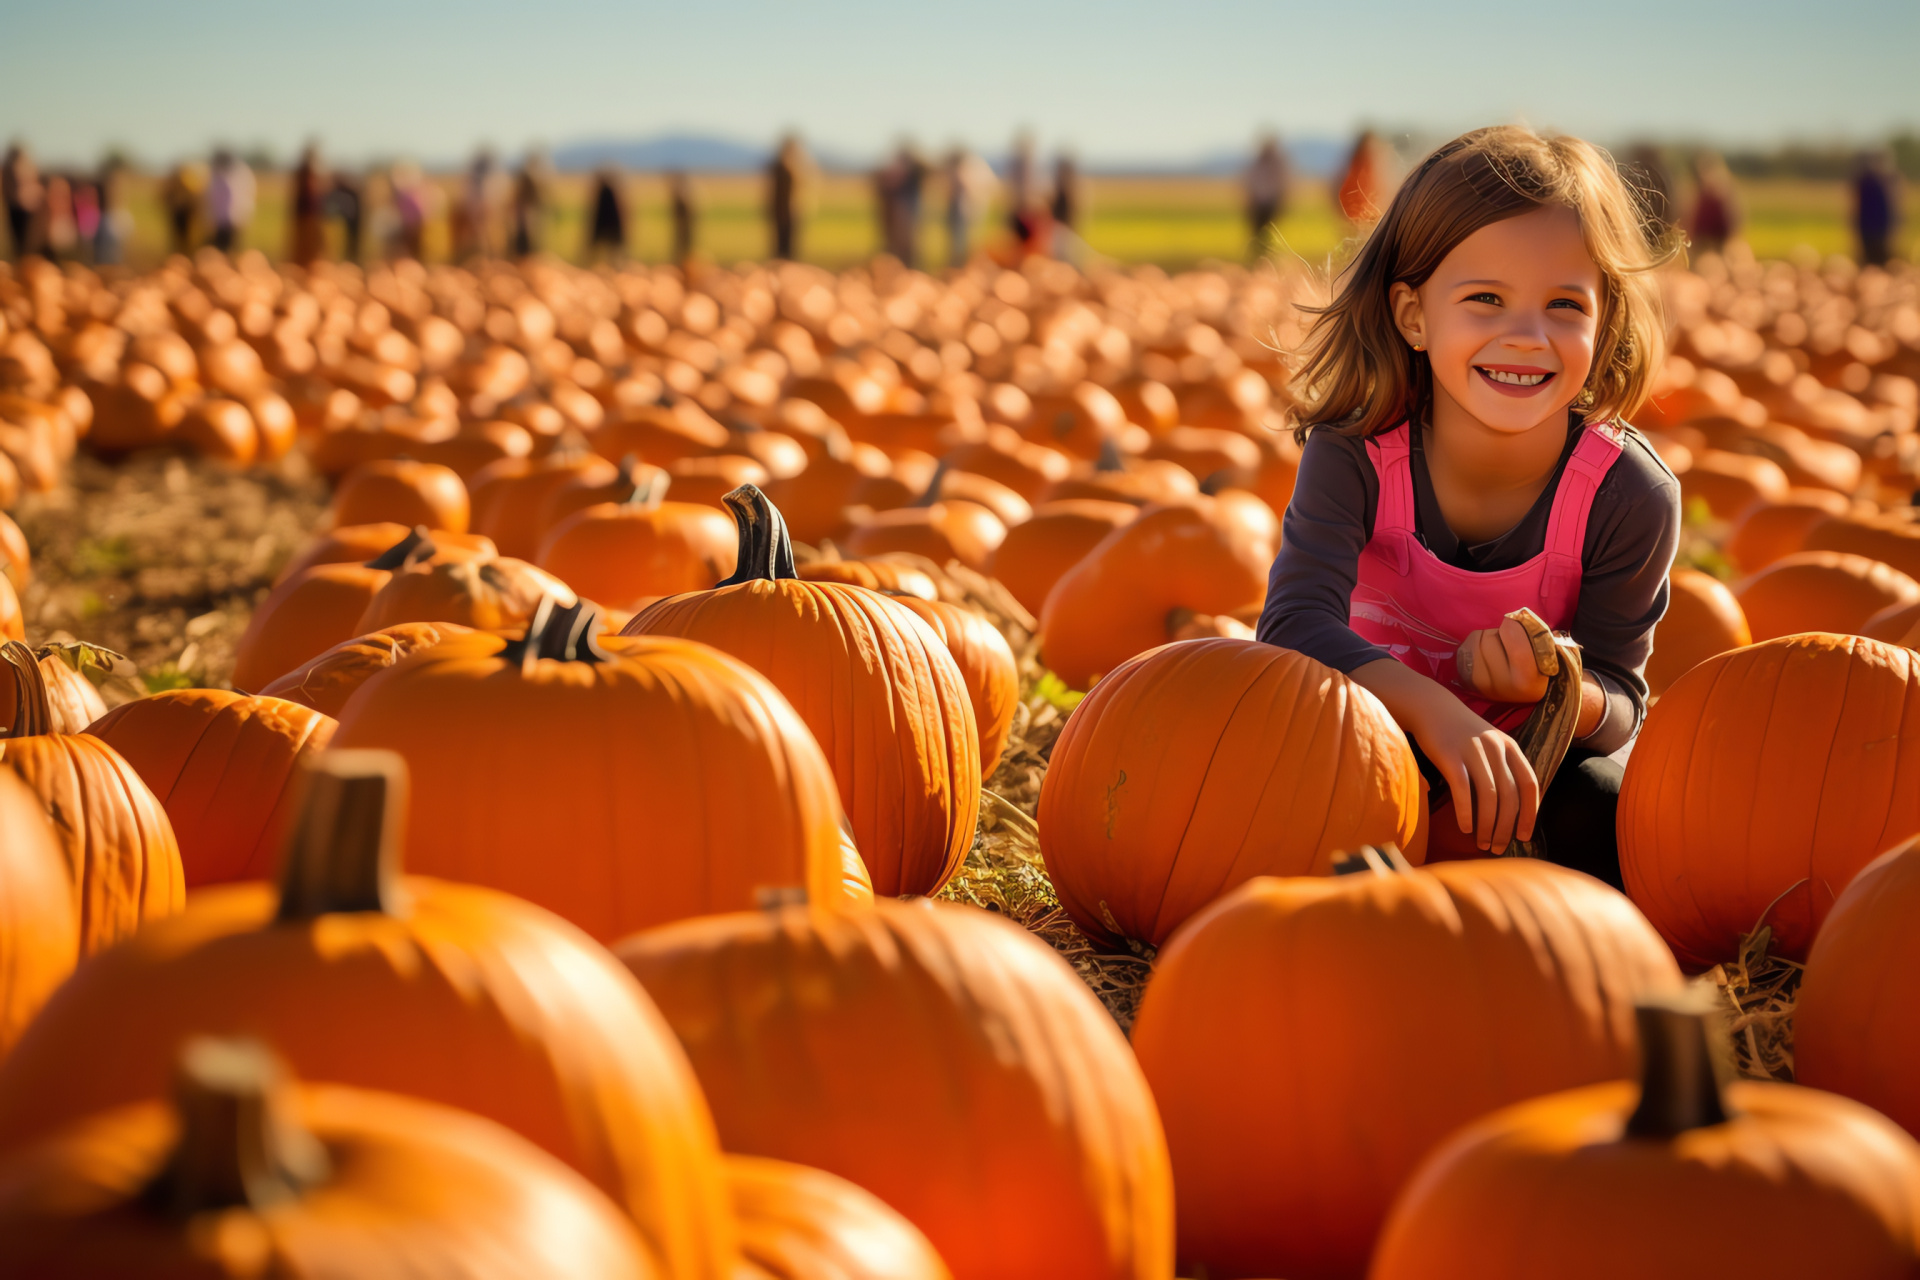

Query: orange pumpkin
[
  {"left": 0, "top": 575, "right": 21, "bottom": 642},
  {"left": 939, "top": 427, "right": 1071, "bottom": 499},
  {"left": 0, "top": 642, "right": 108, "bottom": 734},
  {"left": 1866, "top": 598, "right": 1920, "bottom": 645},
  {"left": 0, "top": 1038, "right": 657, "bottom": 1279},
  {"left": 174, "top": 396, "right": 258, "bottom": 466},
  {"left": 928, "top": 467, "right": 1032, "bottom": 527},
  {"left": 414, "top": 418, "right": 535, "bottom": 479},
  {"left": 1735, "top": 550, "right": 1920, "bottom": 641},
  {"left": 1724, "top": 489, "right": 1853, "bottom": 573},
  {"left": 665, "top": 454, "right": 773, "bottom": 509},
  {"left": 1678, "top": 448, "right": 1791, "bottom": 520},
  {"left": 0, "top": 750, "right": 737, "bottom": 1279},
  {"left": 889, "top": 595, "right": 1018, "bottom": 776},
  {"left": 331, "top": 600, "right": 858, "bottom": 939},
  {"left": 1132, "top": 854, "right": 1681, "bottom": 1280},
  {"left": 728, "top": 1155, "right": 952, "bottom": 1280},
  {"left": 259, "top": 621, "right": 475, "bottom": 718},
  {"left": 797, "top": 556, "right": 940, "bottom": 600},
  {"left": 591, "top": 401, "right": 733, "bottom": 466},
  {"left": 1372, "top": 997, "right": 1920, "bottom": 1280},
  {"left": 1041, "top": 452, "right": 1199, "bottom": 507},
  {"left": 618, "top": 897, "right": 1173, "bottom": 1280},
  {"left": 1040, "top": 493, "right": 1276, "bottom": 690},
  {"left": 987, "top": 499, "right": 1137, "bottom": 619},
  {"left": 1019, "top": 382, "right": 1131, "bottom": 459},
  {"left": 534, "top": 453, "right": 673, "bottom": 539},
  {"left": 1620, "top": 633, "right": 1920, "bottom": 967},
  {"left": 0, "top": 509, "right": 30, "bottom": 590},
  {"left": 625, "top": 487, "right": 978, "bottom": 898},
  {"left": 1142, "top": 425, "right": 1261, "bottom": 481},
  {"left": 535, "top": 473, "right": 738, "bottom": 611},
  {"left": 1040, "top": 639, "right": 1425, "bottom": 950},
  {"left": 470, "top": 448, "right": 619, "bottom": 559},
  {"left": 1804, "top": 510, "right": 1920, "bottom": 581},
  {"left": 0, "top": 767, "right": 77, "bottom": 1059},
  {"left": 763, "top": 438, "right": 894, "bottom": 545},
  {"left": 844, "top": 498, "right": 1007, "bottom": 573},
  {"left": 86, "top": 689, "right": 336, "bottom": 886},
  {"left": 330, "top": 458, "right": 471, "bottom": 534},
  {"left": 1798, "top": 835, "right": 1920, "bottom": 1139},
  {"left": 353, "top": 555, "right": 573, "bottom": 634},
  {"left": 1646, "top": 567, "right": 1751, "bottom": 695}
]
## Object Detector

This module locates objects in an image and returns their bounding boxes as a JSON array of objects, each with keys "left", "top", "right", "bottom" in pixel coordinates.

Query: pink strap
[
  {"left": 1543, "top": 422, "right": 1626, "bottom": 560},
  {"left": 1364, "top": 423, "right": 1415, "bottom": 533}
]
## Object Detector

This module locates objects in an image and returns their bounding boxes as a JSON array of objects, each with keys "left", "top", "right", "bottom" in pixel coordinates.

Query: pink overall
[{"left": 1349, "top": 421, "right": 1625, "bottom": 731}]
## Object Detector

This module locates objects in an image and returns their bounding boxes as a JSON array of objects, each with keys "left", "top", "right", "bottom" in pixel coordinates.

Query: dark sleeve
[
  {"left": 1255, "top": 429, "right": 1393, "bottom": 673},
  {"left": 1572, "top": 431, "right": 1681, "bottom": 754}
]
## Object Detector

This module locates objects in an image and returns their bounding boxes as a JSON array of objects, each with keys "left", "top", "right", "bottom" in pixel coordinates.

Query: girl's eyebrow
[{"left": 1454, "top": 278, "right": 1596, "bottom": 293}]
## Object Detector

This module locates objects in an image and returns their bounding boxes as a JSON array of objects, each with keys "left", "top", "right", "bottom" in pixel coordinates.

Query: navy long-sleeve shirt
[{"left": 1255, "top": 418, "right": 1681, "bottom": 755}]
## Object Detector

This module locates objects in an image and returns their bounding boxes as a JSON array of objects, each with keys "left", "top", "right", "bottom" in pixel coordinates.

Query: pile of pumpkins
[{"left": 0, "top": 245, "right": 1917, "bottom": 1277}]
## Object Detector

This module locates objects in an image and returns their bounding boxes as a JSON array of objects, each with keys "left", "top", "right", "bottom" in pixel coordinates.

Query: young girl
[{"left": 1257, "top": 127, "right": 1682, "bottom": 887}]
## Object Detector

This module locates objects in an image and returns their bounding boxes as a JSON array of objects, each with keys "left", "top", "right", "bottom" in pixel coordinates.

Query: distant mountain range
[{"left": 549, "top": 133, "right": 1352, "bottom": 178}]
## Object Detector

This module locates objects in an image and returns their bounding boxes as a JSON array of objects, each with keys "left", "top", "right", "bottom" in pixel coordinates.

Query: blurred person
[
  {"left": 1337, "top": 129, "right": 1386, "bottom": 225},
  {"left": 1687, "top": 151, "right": 1739, "bottom": 255},
  {"left": 163, "top": 162, "right": 203, "bottom": 255},
  {"left": 72, "top": 176, "right": 101, "bottom": 262},
  {"left": 205, "top": 148, "right": 256, "bottom": 252},
  {"left": 944, "top": 146, "right": 995, "bottom": 268},
  {"left": 588, "top": 166, "right": 627, "bottom": 261},
  {"left": 1854, "top": 151, "right": 1902, "bottom": 267},
  {"left": 1244, "top": 133, "right": 1290, "bottom": 256},
  {"left": 670, "top": 170, "right": 697, "bottom": 266},
  {"left": 510, "top": 156, "right": 546, "bottom": 257},
  {"left": 290, "top": 144, "right": 328, "bottom": 266},
  {"left": 1050, "top": 154, "right": 1079, "bottom": 233},
  {"left": 768, "top": 134, "right": 809, "bottom": 260},
  {"left": 3, "top": 143, "right": 44, "bottom": 258},
  {"left": 42, "top": 174, "right": 76, "bottom": 260},
  {"left": 327, "top": 168, "right": 364, "bottom": 262},
  {"left": 1007, "top": 131, "right": 1038, "bottom": 236},
  {"left": 1622, "top": 144, "right": 1674, "bottom": 236},
  {"left": 873, "top": 155, "right": 900, "bottom": 260},
  {"left": 388, "top": 161, "right": 428, "bottom": 260},
  {"left": 93, "top": 159, "right": 131, "bottom": 265},
  {"left": 892, "top": 143, "right": 927, "bottom": 268},
  {"left": 460, "top": 147, "right": 506, "bottom": 258}
]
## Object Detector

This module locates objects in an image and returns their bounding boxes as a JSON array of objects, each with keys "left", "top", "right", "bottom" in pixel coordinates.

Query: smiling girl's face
[{"left": 1390, "top": 205, "right": 1604, "bottom": 437}]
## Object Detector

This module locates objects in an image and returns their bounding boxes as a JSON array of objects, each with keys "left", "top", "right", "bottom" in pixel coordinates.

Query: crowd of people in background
[{"left": 1, "top": 131, "right": 1909, "bottom": 271}]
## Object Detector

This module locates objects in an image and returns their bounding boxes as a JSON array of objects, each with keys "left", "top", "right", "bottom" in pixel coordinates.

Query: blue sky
[{"left": 3, "top": 0, "right": 1915, "bottom": 166}]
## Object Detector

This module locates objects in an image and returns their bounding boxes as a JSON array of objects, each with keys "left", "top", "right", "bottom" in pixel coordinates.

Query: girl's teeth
[{"left": 1483, "top": 369, "right": 1547, "bottom": 386}]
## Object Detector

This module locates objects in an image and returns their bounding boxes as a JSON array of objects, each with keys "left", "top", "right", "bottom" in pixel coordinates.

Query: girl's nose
[{"left": 1501, "top": 310, "right": 1553, "bottom": 350}]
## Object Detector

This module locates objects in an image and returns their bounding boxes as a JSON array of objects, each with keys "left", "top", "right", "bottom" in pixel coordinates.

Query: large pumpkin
[
  {"left": 331, "top": 599, "right": 857, "bottom": 939},
  {"left": 1040, "top": 638, "right": 1424, "bottom": 951},
  {"left": 1131, "top": 854, "right": 1681, "bottom": 1280},
  {"left": 1734, "top": 550, "right": 1920, "bottom": 642},
  {"left": 0, "top": 769, "right": 76, "bottom": 1060},
  {"left": 0, "top": 1038, "right": 655, "bottom": 1279},
  {"left": 1040, "top": 493, "right": 1275, "bottom": 690},
  {"left": 1619, "top": 633, "right": 1920, "bottom": 967},
  {"left": 86, "top": 689, "right": 336, "bottom": 887},
  {"left": 617, "top": 897, "right": 1173, "bottom": 1280},
  {"left": 1645, "top": 567, "right": 1751, "bottom": 695},
  {"left": 535, "top": 471, "right": 739, "bottom": 610},
  {"left": 0, "top": 643, "right": 182, "bottom": 958},
  {"left": 987, "top": 498, "right": 1137, "bottom": 619},
  {"left": 0, "top": 749, "right": 737, "bottom": 1279},
  {"left": 1796, "top": 835, "right": 1920, "bottom": 1138},
  {"left": 1372, "top": 998, "right": 1920, "bottom": 1279},
  {"left": 728, "top": 1154, "right": 952, "bottom": 1280},
  {"left": 259, "top": 620, "right": 475, "bottom": 718},
  {"left": 625, "top": 486, "right": 978, "bottom": 897}
]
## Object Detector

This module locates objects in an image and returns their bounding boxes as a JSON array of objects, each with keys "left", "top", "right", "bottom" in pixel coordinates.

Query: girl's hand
[
  {"left": 1349, "top": 658, "right": 1541, "bottom": 852},
  {"left": 1456, "top": 617, "right": 1551, "bottom": 704}
]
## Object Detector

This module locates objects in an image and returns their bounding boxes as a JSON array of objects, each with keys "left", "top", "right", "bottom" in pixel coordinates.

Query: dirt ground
[{"left": 11, "top": 451, "right": 332, "bottom": 705}]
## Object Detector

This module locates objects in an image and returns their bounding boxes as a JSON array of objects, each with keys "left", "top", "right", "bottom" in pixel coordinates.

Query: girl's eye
[
  {"left": 1548, "top": 298, "right": 1587, "bottom": 312},
  {"left": 1465, "top": 292, "right": 1500, "bottom": 305}
]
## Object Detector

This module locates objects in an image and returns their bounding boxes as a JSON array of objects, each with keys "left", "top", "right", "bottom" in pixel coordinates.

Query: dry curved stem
[
  {"left": 146, "top": 1037, "right": 330, "bottom": 1218},
  {"left": 1626, "top": 992, "right": 1732, "bottom": 1138},
  {"left": 276, "top": 750, "right": 409, "bottom": 921},
  {"left": 363, "top": 525, "right": 438, "bottom": 571},
  {"left": 0, "top": 638, "right": 51, "bottom": 737},
  {"left": 716, "top": 484, "right": 797, "bottom": 585}
]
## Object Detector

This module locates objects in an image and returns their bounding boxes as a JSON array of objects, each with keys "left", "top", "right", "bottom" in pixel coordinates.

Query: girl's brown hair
[{"left": 1292, "top": 126, "right": 1681, "bottom": 439}]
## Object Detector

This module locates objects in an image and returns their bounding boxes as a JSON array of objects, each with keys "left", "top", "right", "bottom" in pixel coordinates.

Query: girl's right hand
[
  {"left": 1349, "top": 657, "right": 1541, "bottom": 853},
  {"left": 1407, "top": 690, "right": 1540, "bottom": 852}
]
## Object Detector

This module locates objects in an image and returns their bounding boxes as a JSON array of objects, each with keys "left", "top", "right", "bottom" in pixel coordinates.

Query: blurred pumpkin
[
  {"left": 1646, "top": 567, "right": 1752, "bottom": 695},
  {"left": 0, "top": 767, "right": 78, "bottom": 1060},
  {"left": 1725, "top": 488, "right": 1854, "bottom": 574},
  {"left": 987, "top": 499, "right": 1136, "bottom": 619},
  {"left": 888, "top": 595, "right": 1018, "bottom": 777},
  {"left": 330, "top": 458, "right": 470, "bottom": 534},
  {"left": 535, "top": 470, "right": 737, "bottom": 611},
  {"left": 1734, "top": 550, "right": 1920, "bottom": 642},
  {"left": 727, "top": 1154, "right": 952, "bottom": 1280},
  {"left": 353, "top": 555, "right": 572, "bottom": 634},
  {"left": 259, "top": 621, "right": 475, "bottom": 719}
]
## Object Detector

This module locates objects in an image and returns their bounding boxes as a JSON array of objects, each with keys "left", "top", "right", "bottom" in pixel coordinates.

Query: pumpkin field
[{"left": 0, "top": 239, "right": 1918, "bottom": 1277}]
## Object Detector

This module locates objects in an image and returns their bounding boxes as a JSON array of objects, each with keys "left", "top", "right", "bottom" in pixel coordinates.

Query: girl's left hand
[{"left": 1457, "top": 617, "right": 1550, "bottom": 704}]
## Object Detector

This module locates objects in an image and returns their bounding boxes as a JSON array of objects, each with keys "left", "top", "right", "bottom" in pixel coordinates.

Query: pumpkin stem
[
  {"left": 363, "top": 525, "right": 438, "bottom": 571},
  {"left": 716, "top": 484, "right": 798, "bottom": 585},
  {"left": 1330, "top": 844, "right": 1413, "bottom": 876},
  {"left": 617, "top": 456, "right": 672, "bottom": 509},
  {"left": 500, "top": 596, "right": 612, "bottom": 670},
  {"left": 145, "top": 1037, "right": 330, "bottom": 1219},
  {"left": 276, "top": 749, "right": 409, "bottom": 921},
  {"left": 1095, "top": 437, "right": 1126, "bottom": 473},
  {"left": 0, "top": 639, "right": 51, "bottom": 738},
  {"left": 913, "top": 459, "right": 950, "bottom": 508},
  {"left": 754, "top": 886, "right": 809, "bottom": 910},
  {"left": 1625, "top": 993, "right": 1731, "bottom": 1138}
]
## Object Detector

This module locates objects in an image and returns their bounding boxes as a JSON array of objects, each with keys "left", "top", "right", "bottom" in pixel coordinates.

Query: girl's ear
[{"left": 1389, "top": 281, "right": 1426, "bottom": 351}]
